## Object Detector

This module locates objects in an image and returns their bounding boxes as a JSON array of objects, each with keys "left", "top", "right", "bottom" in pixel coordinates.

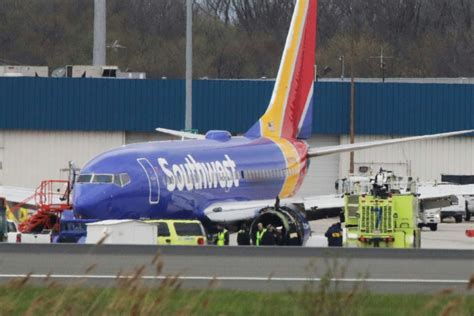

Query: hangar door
[{"left": 298, "top": 135, "right": 340, "bottom": 197}]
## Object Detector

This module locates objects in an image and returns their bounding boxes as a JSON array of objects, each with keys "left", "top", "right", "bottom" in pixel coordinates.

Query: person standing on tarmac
[
  {"left": 237, "top": 223, "right": 251, "bottom": 245},
  {"left": 255, "top": 222, "right": 266, "bottom": 246},
  {"left": 325, "top": 222, "right": 343, "bottom": 247},
  {"left": 215, "top": 225, "right": 229, "bottom": 246},
  {"left": 274, "top": 226, "right": 284, "bottom": 246},
  {"left": 261, "top": 224, "right": 276, "bottom": 246}
]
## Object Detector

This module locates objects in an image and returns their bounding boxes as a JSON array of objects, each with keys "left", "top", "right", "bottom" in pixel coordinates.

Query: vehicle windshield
[
  {"left": 61, "top": 222, "right": 87, "bottom": 231},
  {"left": 174, "top": 222, "right": 203, "bottom": 236},
  {"left": 157, "top": 222, "right": 170, "bottom": 237},
  {"left": 7, "top": 221, "right": 17, "bottom": 233}
]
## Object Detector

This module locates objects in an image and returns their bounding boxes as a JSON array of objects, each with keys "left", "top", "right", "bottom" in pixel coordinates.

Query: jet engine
[{"left": 250, "top": 205, "right": 311, "bottom": 246}]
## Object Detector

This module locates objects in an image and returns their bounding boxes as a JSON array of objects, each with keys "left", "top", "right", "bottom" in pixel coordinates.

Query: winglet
[{"left": 156, "top": 128, "right": 206, "bottom": 140}]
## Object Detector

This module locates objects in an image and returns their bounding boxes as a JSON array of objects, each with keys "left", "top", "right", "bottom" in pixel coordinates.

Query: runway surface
[{"left": 0, "top": 244, "right": 472, "bottom": 293}]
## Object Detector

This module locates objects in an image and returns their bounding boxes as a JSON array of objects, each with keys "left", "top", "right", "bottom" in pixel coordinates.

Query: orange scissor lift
[{"left": 12, "top": 180, "right": 73, "bottom": 233}]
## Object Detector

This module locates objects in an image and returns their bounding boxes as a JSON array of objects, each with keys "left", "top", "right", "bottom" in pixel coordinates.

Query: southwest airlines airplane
[{"left": 72, "top": 0, "right": 472, "bottom": 244}]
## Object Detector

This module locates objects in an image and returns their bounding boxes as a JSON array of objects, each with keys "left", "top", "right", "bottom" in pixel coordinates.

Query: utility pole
[
  {"left": 93, "top": 0, "right": 106, "bottom": 66},
  {"left": 370, "top": 47, "right": 392, "bottom": 83},
  {"left": 349, "top": 4, "right": 355, "bottom": 174},
  {"left": 185, "top": 0, "right": 193, "bottom": 130}
]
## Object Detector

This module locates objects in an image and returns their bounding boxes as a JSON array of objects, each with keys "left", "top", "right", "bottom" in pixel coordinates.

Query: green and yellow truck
[{"left": 343, "top": 193, "right": 421, "bottom": 248}]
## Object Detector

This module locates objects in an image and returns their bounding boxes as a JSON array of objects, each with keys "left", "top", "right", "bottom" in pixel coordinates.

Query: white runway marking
[{"left": 0, "top": 274, "right": 468, "bottom": 284}]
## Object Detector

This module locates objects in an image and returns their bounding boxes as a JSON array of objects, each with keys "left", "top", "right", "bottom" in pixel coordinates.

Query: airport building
[{"left": 0, "top": 78, "right": 472, "bottom": 196}]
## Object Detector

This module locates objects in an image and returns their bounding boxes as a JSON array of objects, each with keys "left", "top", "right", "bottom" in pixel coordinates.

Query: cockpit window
[
  {"left": 119, "top": 173, "right": 131, "bottom": 186},
  {"left": 92, "top": 174, "right": 113, "bottom": 184},
  {"left": 114, "top": 175, "right": 122, "bottom": 186},
  {"left": 77, "top": 174, "right": 93, "bottom": 183},
  {"left": 76, "top": 173, "right": 130, "bottom": 186}
]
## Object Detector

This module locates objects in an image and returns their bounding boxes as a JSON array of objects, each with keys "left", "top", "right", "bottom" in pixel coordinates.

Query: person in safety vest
[
  {"left": 254, "top": 222, "right": 266, "bottom": 246},
  {"left": 215, "top": 225, "right": 229, "bottom": 246},
  {"left": 237, "top": 223, "right": 250, "bottom": 245},
  {"left": 325, "top": 222, "right": 343, "bottom": 247}
]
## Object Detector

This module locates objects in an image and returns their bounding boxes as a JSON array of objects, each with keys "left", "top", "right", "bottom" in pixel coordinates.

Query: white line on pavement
[{"left": 0, "top": 274, "right": 469, "bottom": 284}]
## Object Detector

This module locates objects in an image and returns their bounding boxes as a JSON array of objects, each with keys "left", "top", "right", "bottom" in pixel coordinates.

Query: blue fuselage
[{"left": 73, "top": 136, "right": 309, "bottom": 223}]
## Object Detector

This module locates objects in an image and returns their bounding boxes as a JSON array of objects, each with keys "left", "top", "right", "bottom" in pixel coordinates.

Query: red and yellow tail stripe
[
  {"left": 256, "top": 0, "right": 317, "bottom": 140},
  {"left": 271, "top": 138, "right": 309, "bottom": 198}
]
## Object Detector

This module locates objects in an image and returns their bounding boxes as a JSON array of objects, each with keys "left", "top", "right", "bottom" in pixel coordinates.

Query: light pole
[
  {"left": 185, "top": 0, "right": 193, "bottom": 130},
  {"left": 93, "top": 0, "right": 106, "bottom": 66},
  {"left": 370, "top": 47, "right": 392, "bottom": 83},
  {"left": 338, "top": 55, "right": 345, "bottom": 80}
]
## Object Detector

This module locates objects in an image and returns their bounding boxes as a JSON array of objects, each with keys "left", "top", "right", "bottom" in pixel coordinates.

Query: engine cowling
[{"left": 250, "top": 205, "right": 311, "bottom": 246}]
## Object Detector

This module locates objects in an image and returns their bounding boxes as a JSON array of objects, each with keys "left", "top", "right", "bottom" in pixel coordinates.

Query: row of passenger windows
[
  {"left": 242, "top": 167, "right": 299, "bottom": 181},
  {"left": 76, "top": 173, "right": 131, "bottom": 187}
]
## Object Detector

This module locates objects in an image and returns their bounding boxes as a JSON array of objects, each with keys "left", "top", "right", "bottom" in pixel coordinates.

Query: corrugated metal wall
[
  {"left": 0, "top": 130, "right": 124, "bottom": 187},
  {"left": 338, "top": 135, "right": 474, "bottom": 181},
  {"left": 0, "top": 78, "right": 184, "bottom": 132},
  {"left": 0, "top": 78, "right": 472, "bottom": 135}
]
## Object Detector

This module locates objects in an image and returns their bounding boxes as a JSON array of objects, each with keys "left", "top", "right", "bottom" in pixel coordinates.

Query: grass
[
  {"left": 0, "top": 278, "right": 472, "bottom": 315},
  {"left": 0, "top": 257, "right": 472, "bottom": 315}
]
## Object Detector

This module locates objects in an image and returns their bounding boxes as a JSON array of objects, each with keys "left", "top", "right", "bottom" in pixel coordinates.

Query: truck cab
[{"left": 54, "top": 219, "right": 97, "bottom": 243}]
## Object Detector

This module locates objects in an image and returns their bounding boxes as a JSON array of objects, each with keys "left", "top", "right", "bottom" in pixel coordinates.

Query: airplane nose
[
  {"left": 73, "top": 185, "right": 106, "bottom": 219},
  {"left": 73, "top": 191, "right": 95, "bottom": 219}
]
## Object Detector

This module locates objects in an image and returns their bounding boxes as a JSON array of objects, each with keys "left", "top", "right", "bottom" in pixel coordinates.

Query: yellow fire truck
[{"left": 341, "top": 170, "right": 421, "bottom": 248}]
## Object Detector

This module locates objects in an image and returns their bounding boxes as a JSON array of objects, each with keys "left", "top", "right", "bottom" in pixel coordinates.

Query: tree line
[{"left": 0, "top": 0, "right": 472, "bottom": 79}]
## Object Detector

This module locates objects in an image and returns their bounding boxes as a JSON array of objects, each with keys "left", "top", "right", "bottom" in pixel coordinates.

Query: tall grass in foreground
[{"left": 0, "top": 255, "right": 472, "bottom": 315}]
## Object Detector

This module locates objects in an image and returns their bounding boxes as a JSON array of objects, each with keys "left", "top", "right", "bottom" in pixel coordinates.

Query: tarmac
[
  {"left": 229, "top": 218, "right": 474, "bottom": 249},
  {"left": 0, "top": 244, "right": 472, "bottom": 293}
]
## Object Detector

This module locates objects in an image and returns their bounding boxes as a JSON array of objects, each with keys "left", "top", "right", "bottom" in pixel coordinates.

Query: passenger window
[
  {"left": 157, "top": 222, "right": 170, "bottom": 237},
  {"left": 174, "top": 223, "right": 203, "bottom": 236},
  {"left": 77, "top": 174, "right": 93, "bottom": 183}
]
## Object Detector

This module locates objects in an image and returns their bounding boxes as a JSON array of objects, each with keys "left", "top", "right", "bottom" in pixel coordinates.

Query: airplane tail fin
[{"left": 246, "top": 0, "right": 317, "bottom": 140}]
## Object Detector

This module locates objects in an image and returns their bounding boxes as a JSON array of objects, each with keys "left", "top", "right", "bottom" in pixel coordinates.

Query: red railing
[{"left": 18, "top": 180, "right": 72, "bottom": 233}]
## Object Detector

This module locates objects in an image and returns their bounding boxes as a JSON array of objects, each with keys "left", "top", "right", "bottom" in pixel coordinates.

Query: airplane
[{"left": 71, "top": 0, "right": 473, "bottom": 245}]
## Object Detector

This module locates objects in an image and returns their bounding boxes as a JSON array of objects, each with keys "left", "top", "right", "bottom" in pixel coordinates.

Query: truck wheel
[
  {"left": 455, "top": 216, "right": 463, "bottom": 223},
  {"left": 429, "top": 224, "right": 437, "bottom": 231},
  {"left": 466, "top": 201, "right": 471, "bottom": 221}
]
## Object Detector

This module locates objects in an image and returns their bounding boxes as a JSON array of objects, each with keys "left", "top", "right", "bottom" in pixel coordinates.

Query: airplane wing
[
  {"left": 0, "top": 186, "right": 35, "bottom": 204},
  {"left": 418, "top": 184, "right": 474, "bottom": 200},
  {"left": 308, "top": 130, "right": 474, "bottom": 157},
  {"left": 156, "top": 128, "right": 206, "bottom": 140},
  {"left": 203, "top": 195, "right": 343, "bottom": 223},
  {"left": 204, "top": 199, "right": 278, "bottom": 222},
  {"left": 203, "top": 183, "right": 474, "bottom": 223}
]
